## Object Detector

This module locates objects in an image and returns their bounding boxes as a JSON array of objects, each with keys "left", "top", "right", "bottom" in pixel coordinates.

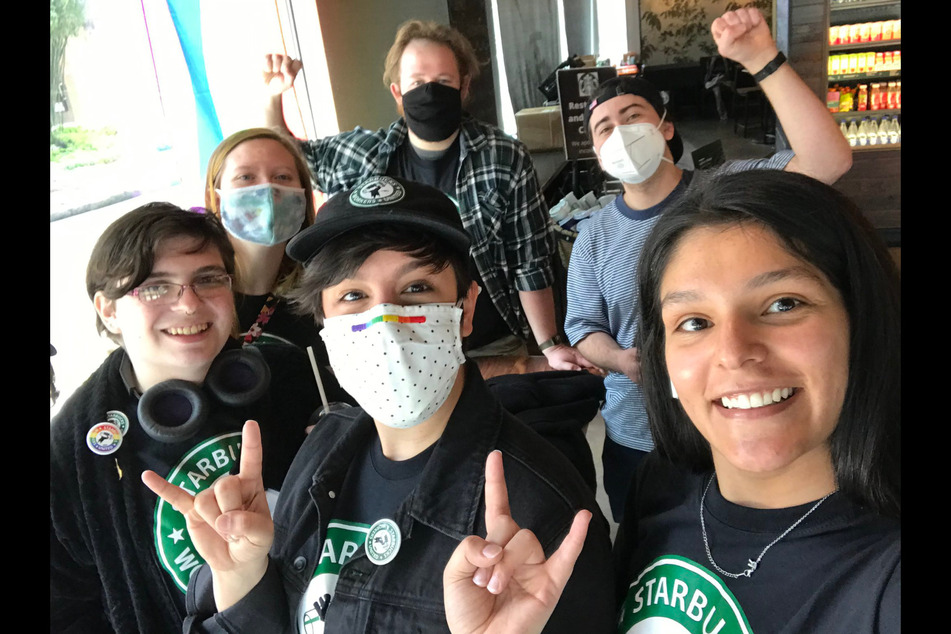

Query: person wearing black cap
[
  {"left": 143, "top": 175, "right": 615, "bottom": 634},
  {"left": 564, "top": 8, "right": 853, "bottom": 522},
  {"left": 261, "top": 21, "right": 594, "bottom": 372}
]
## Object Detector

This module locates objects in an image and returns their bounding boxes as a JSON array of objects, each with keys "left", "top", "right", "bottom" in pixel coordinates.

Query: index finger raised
[
  {"left": 484, "top": 450, "right": 520, "bottom": 544},
  {"left": 238, "top": 420, "right": 264, "bottom": 483},
  {"left": 142, "top": 469, "right": 195, "bottom": 515},
  {"left": 484, "top": 450, "right": 510, "bottom": 519},
  {"left": 544, "top": 510, "right": 591, "bottom": 587}
]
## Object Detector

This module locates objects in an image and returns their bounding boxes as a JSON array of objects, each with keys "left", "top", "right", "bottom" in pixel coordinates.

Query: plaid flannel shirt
[{"left": 298, "top": 115, "right": 556, "bottom": 339}]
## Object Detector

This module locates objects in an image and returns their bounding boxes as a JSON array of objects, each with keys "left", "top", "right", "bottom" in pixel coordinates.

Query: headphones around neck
[{"left": 137, "top": 346, "right": 271, "bottom": 443}]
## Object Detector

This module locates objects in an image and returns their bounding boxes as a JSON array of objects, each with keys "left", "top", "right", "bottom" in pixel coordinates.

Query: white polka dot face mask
[{"left": 320, "top": 302, "right": 466, "bottom": 428}]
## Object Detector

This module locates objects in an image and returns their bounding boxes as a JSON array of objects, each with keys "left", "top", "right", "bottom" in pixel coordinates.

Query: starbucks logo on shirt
[
  {"left": 618, "top": 556, "right": 753, "bottom": 634},
  {"left": 153, "top": 432, "right": 242, "bottom": 592},
  {"left": 349, "top": 176, "right": 405, "bottom": 207},
  {"left": 366, "top": 518, "right": 401, "bottom": 565}
]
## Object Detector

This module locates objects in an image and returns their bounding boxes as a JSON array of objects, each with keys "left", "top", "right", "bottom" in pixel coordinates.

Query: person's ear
[
  {"left": 661, "top": 120, "right": 675, "bottom": 141},
  {"left": 390, "top": 83, "right": 403, "bottom": 108},
  {"left": 94, "top": 292, "right": 121, "bottom": 335},
  {"left": 460, "top": 282, "right": 480, "bottom": 338},
  {"left": 460, "top": 75, "right": 471, "bottom": 103}
]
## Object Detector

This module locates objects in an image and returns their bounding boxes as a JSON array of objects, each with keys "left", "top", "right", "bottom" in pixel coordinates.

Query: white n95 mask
[
  {"left": 320, "top": 302, "right": 466, "bottom": 428},
  {"left": 597, "top": 112, "right": 673, "bottom": 184},
  {"left": 218, "top": 183, "right": 306, "bottom": 246}
]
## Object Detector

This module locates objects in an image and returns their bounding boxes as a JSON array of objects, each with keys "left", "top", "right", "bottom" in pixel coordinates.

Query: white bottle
[
  {"left": 867, "top": 118, "right": 879, "bottom": 146},
  {"left": 877, "top": 116, "right": 889, "bottom": 145},
  {"left": 840, "top": 120, "right": 849, "bottom": 141},
  {"left": 847, "top": 119, "right": 859, "bottom": 147},
  {"left": 857, "top": 118, "right": 869, "bottom": 146}
]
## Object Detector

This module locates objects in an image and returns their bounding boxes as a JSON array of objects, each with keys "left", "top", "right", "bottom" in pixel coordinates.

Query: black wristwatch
[
  {"left": 538, "top": 334, "right": 567, "bottom": 352},
  {"left": 752, "top": 51, "right": 786, "bottom": 83}
]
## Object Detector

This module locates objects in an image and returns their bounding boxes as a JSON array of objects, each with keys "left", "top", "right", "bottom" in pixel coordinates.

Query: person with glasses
[{"left": 50, "top": 202, "right": 321, "bottom": 634}]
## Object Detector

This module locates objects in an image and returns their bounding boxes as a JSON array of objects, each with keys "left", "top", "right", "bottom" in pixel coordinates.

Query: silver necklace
[{"left": 699, "top": 473, "right": 835, "bottom": 579}]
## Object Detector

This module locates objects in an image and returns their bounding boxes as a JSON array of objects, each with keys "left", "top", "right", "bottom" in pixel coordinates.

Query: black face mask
[{"left": 401, "top": 82, "right": 462, "bottom": 142}]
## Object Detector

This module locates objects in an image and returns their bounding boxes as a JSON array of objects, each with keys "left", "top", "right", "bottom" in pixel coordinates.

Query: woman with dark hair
[
  {"left": 614, "top": 168, "right": 900, "bottom": 633},
  {"left": 442, "top": 169, "right": 900, "bottom": 633},
  {"left": 50, "top": 203, "right": 320, "bottom": 634}
]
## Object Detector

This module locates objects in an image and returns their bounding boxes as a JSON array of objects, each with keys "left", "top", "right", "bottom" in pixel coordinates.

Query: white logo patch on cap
[{"left": 349, "top": 176, "right": 405, "bottom": 208}]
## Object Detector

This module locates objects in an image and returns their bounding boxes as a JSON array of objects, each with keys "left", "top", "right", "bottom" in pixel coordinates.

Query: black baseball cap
[
  {"left": 287, "top": 175, "right": 471, "bottom": 264},
  {"left": 583, "top": 75, "right": 684, "bottom": 163}
]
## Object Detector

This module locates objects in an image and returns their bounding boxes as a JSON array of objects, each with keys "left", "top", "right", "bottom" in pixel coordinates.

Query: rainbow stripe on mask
[{"left": 351, "top": 314, "right": 427, "bottom": 332}]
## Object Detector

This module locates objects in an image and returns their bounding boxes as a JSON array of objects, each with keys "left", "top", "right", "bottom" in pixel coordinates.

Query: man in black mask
[{"left": 262, "top": 20, "right": 594, "bottom": 372}]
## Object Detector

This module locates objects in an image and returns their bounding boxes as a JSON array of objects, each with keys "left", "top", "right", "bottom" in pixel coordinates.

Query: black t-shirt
[
  {"left": 387, "top": 137, "right": 514, "bottom": 347},
  {"left": 614, "top": 454, "right": 901, "bottom": 633},
  {"left": 386, "top": 135, "right": 460, "bottom": 195},
  {"left": 235, "top": 292, "right": 325, "bottom": 352},
  {"left": 334, "top": 435, "right": 435, "bottom": 524}
]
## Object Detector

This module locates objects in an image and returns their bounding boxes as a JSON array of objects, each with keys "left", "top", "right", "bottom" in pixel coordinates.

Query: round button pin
[
  {"left": 106, "top": 410, "right": 130, "bottom": 436},
  {"left": 87, "top": 422, "right": 123, "bottom": 456},
  {"left": 365, "top": 518, "right": 401, "bottom": 566}
]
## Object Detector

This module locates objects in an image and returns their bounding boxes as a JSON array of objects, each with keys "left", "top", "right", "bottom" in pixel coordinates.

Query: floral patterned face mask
[{"left": 218, "top": 183, "right": 306, "bottom": 246}]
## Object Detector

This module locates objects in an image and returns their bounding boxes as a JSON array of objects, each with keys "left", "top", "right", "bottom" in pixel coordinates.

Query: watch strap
[
  {"left": 538, "top": 334, "right": 566, "bottom": 352},
  {"left": 752, "top": 51, "right": 786, "bottom": 83}
]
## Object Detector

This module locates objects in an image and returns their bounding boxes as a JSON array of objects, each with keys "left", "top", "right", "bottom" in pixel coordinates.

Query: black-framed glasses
[{"left": 130, "top": 274, "right": 233, "bottom": 306}]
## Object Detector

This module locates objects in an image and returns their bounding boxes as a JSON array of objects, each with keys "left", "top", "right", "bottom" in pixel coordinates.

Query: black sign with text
[{"left": 556, "top": 66, "right": 618, "bottom": 160}]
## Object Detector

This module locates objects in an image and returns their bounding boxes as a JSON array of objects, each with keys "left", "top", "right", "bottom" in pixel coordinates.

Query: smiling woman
[{"left": 614, "top": 169, "right": 901, "bottom": 633}]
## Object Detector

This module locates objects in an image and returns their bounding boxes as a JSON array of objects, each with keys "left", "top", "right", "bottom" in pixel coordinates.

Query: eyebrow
[
  {"left": 397, "top": 260, "right": 440, "bottom": 278},
  {"left": 592, "top": 103, "right": 647, "bottom": 131},
  {"left": 660, "top": 266, "right": 824, "bottom": 307}
]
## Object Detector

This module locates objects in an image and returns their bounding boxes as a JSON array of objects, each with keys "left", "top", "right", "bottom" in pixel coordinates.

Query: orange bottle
[{"left": 857, "top": 84, "right": 868, "bottom": 111}]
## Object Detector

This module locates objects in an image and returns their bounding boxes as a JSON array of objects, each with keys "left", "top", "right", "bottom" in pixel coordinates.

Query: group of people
[{"left": 50, "top": 8, "right": 900, "bottom": 634}]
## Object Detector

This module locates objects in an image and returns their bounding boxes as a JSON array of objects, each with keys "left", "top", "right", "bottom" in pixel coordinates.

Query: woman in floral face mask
[{"left": 205, "top": 128, "right": 320, "bottom": 350}]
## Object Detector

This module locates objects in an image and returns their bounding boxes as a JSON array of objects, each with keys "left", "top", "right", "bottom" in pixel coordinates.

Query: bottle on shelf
[
  {"left": 857, "top": 118, "right": 869, "bottom": 146},
  {"left": 866, "top": 117, "right": 879, "bottom": 146},
  {"left": 876, "top": 116, "right": 889, "bottom": 145},
  {"left": 847, "top": 119, "right": 858, "bottom": 147}
]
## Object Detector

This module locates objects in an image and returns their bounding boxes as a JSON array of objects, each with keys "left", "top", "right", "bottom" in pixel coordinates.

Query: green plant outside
[{"left": 50, "top": 125, "right": 120, "bottom": 170}]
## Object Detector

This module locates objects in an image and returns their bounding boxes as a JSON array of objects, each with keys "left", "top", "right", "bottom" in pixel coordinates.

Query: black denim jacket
[{"left": 185, "top": 364, "right": 616, "bottom": 633}]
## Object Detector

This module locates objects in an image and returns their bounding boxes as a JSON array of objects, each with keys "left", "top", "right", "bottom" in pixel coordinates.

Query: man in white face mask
[
  {"left": 143, "top": 174, "right": 616, "bottom": 634},
  {"left": 564, "top": 8, "right": 854, "bottom": 523}
]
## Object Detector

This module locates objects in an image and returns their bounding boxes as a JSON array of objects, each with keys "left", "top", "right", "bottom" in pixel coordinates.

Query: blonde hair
[
  {"left": 204, "top": 128, "right": 316, "bottom": 295},
  {"left": 382, "top": 20, "right": 481, "bottom": 91}
]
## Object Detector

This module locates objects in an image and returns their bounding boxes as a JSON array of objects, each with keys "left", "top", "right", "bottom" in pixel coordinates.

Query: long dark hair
[{"left": 637, "top": 169, "right": 900, "bottom": 518}]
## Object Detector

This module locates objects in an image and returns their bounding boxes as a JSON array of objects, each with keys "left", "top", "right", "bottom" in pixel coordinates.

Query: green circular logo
[
  {"left": 365, "top": 518, "right": 401, "bottom": 565},
  {"left": 154, "top": 432, "right": 242, "bottom": 592}
]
